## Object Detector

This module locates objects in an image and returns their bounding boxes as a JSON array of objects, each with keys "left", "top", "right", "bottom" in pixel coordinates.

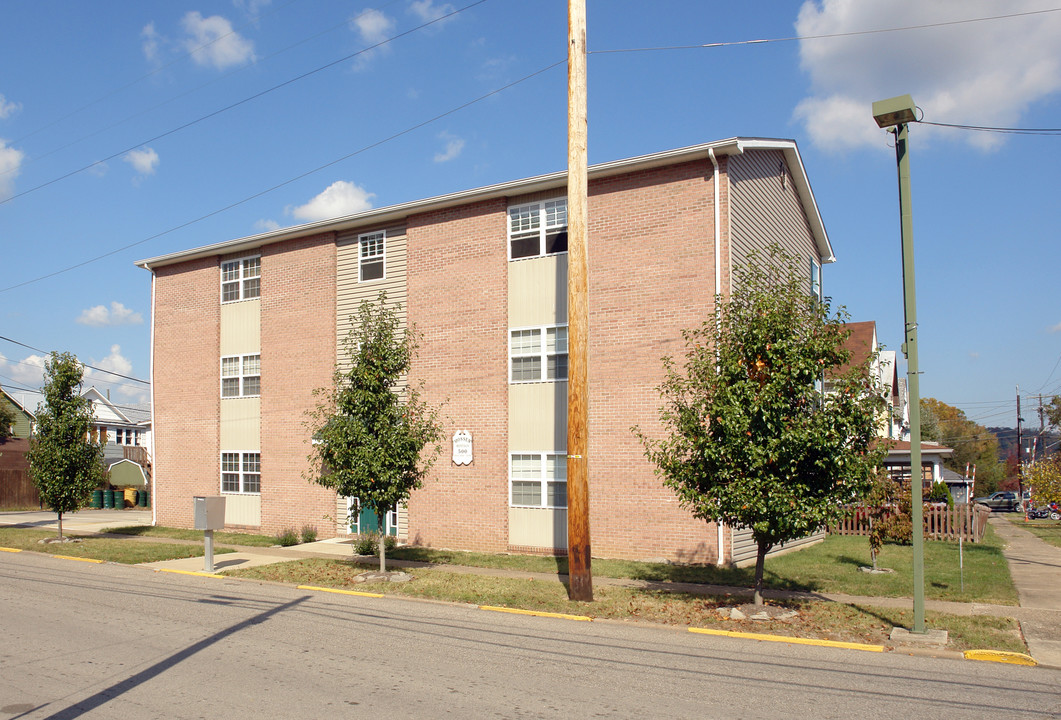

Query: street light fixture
[{"left": 872, "top": 94, "right": 927, "bottom": 635}]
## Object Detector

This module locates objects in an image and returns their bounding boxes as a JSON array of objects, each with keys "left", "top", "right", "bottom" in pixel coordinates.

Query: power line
[
  {"left": 0, "top": 58, "right": 566, "bottom": 295},
  {"left": 588, "top": 7, "right": 1061, "bottom": 54},
  {"left": 0, "top": 0, "right": 491, "bottom": 206},
  {"left": 0, "top": 335, "right": 149, "bottom": 385},
  {"left": 915, "top": 119, "right": 1061, "bottom": 136}
]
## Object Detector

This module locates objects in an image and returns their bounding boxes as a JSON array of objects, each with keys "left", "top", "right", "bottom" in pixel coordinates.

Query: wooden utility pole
[{"left": 566, "top": 0, "right": 592, "bottom": 601}]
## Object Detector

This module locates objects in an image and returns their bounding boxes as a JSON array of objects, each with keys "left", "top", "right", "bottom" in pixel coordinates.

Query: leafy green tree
[
  {"left": 0, "top": 393, "right": 16, "bottom": 441},
  {"left": 1028, "top": 456, "right": 1061, "bottom": 509},
  {"left": 639, "top": 247, "right": 886, "bottom": 605},
  {"left": 920, "top": 398, "right": 1004, "bottom": 494},
  {"left": 307, "top": 293, "right": 444, "bottom": 572},
  {"left": 1044, "top": 396, "right": 1061, "bottom": 429},
  {"left": 27, "top": 352, "right": 105, "bottom": 540}
]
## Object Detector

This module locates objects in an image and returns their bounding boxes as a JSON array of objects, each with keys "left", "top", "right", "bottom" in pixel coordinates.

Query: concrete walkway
[{"left": 987, "top": 516, "right": 1061, "bottom": 667}]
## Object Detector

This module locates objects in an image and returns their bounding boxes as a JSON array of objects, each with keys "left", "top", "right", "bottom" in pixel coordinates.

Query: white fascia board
[
  {"left": 731, "top": 139, "right": 835, "bottom": 264},
  {"left": 135, "top": 138, "right": 756, "bottom": 270}
]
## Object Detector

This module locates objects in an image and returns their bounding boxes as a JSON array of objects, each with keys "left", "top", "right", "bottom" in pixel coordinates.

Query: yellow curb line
[
  {"left": 0, "top": 547, "right": 23, "bottom": 553},
  {"left": 52, "top": 555, "right": 105, "bottom": 564},
  {"left": 689, "top": 627, "right": 885, "bottom": 653},
  {"left": 297, "top": 585, "right": 384, "bottom": 598},
  {"left": 963, "top": 649, "right": 1037, "bottom": 666},
  {"left": 479, "top": 606, "right": 593, "bottom": 622},
  {"left": 157, "top": 568, "right": 224, "bottom": 578}
]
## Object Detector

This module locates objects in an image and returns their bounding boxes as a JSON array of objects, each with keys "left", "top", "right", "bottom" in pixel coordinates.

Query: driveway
[{"left": 0, "top": 508, "right": 151, "bottom": 533}]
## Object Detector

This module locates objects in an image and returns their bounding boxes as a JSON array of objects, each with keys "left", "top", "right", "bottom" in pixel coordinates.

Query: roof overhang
[{"left": 136, "top": 137, "right": 833, "bottom": 270}]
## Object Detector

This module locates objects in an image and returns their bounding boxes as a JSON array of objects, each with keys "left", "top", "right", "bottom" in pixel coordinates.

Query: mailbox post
[{"left": 193, "top": 496, "right": 226, "bottom": 572}]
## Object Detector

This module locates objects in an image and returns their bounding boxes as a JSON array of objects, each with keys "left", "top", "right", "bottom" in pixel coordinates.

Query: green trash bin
[
  {"left": 91, "top": 490, "right": 103, "bottom": 509},
  {"left": 138, "top": 490, "right": 149, "bottom": 508},
  {"left": 103, "top": 490, "right": 114, "bottom": 509}
]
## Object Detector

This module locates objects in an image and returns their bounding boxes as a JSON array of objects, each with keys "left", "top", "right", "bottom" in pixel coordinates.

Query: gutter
[{"left": 708, "top": 146, "right": 726, "bottom": 567}]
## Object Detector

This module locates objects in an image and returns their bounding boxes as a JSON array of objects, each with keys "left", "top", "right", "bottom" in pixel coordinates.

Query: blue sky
[{"left": 2, "top": 0, "right": 1060, "bottom": 430}]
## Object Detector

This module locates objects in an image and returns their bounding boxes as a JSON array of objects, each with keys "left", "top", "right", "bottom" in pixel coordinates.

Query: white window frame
[
  {"left": 221, "top": 354, "right": 261, "bottom": 398},
  {"left": 509, "top": 452, "right": 567, "bottom": 508},
  {"left": 509, "top": 324, "right": 568, "bottom": 383},
  {"left": 358, "top": 230, "right": 386, "bottom": 282},
  {"left": 221, "top": 451, "right": 261, "bottom": 494},
  {"left": 221, "top": 256, "right": 261, "bottom": 303},
  {"left": 810, "top": 257, "right": 821, "bottom": 300},
  {"left": 507, "top": 198, "right": 568, "bottom": 261}
]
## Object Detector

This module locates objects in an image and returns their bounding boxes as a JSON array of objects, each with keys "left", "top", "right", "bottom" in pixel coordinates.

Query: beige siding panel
[
  {"left": 731, "top": 527, "right": 826, "bottom": 567},
  {"left": 508, "top": 254, "right": 568, "bottom": 327},
  {"left": 508, "top": 382, "right": 567, "bottom": 450},
  {"left": 728, "top": 150, "right": 820, "bottom": 286},
  {"left": 509, "top": 507, "right": 568, "bottom": 548},
  {"left": 220, "top": 299, "right": 261, "bottom": 355},
  {"left": 336, "top": 227, "right": 408, "bottom": 364},
  {"left": 220, "top": 397, "right": 261, "bottom": 450},
  {"left": 223, "top": 493, "right": 261, "bottom": 525}
]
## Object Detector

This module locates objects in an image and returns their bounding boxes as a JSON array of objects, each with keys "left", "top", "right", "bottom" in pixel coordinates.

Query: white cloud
[
  {"left": 968, "top": 351, "right": 980, "bottom": 360},
  {"left": 0, "top": 352, "right": 47, "bottom": 391},
  {"left": 794, "top": 0, "right": 1061, "bottom": 152},
  {"left": 77, "top": 302, "right": 144, "bottom": 327},
  {"left": 88, "top": 345, "right": 149, "bottom": 403},
  {"left": 1050, "top": 321, "right": 1061, "bottom": 333},
  {"left": 255, "top": 218, "right": 281, "bottom": 232},
  {"left": 141, "top": 22, "right": 161, "bottom": 63},
  {"left": 289, "top": 181, "right": 375, "bottom": 222},
  {"left": 0, "top": 93, "right": 22, "bottom": 119},
  {"left": 408, "top": 0, "right": 455, "bottom": 26},
  {"left": 123, "top": 147, "right": 159, "bottom": 176},
  {"left": 234, "top": 0, "right": 272, "bottom": 19},
  {"left": 351, "top": 8, "right": 395, "bottom": 68},
  {"left": 182, "top": 11, "right": 256, "bottom": 69},
  {"left": 433, "top": 133, "right": 465, "bottom": 162},
  {"left": 0, "top": 139, "right": 24, "bottom": 200}
]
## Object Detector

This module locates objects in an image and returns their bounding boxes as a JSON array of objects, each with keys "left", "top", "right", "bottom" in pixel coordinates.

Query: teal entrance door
[{"left": 347, "top": 497, "right": 397, "bottom": 536}]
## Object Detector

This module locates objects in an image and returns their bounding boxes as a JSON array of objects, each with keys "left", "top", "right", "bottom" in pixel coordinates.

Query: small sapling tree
[
  {"left": 639, "top": 247, "right": 886, "bottom": 604},
  {"left": 27, "top": 352, "right": 106, "bottom": 540},
  {"left": 307, "top": 293, "right": 443, "bottom": 572}
]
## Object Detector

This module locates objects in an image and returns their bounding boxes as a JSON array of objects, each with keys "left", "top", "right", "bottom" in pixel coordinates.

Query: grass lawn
[
  {"left": 387, "top": 525, "right": 1017, "bottom": 605},
  {"left": 106, "top": 525, "right": 278, "bottom": 547},
  {"left": 1004, "top": 516, "right": 1061, "bottom": 549},
  {"left": 228, "top": 558, "right": 1024, "bottom": 653},
  {"left": 0, "top": 527, "right": 234, "bottom": 564}
]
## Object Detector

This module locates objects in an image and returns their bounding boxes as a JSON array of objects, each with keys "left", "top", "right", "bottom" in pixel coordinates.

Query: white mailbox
[{"left": 193, "top": 496, "right": 226, "bottom": 531}]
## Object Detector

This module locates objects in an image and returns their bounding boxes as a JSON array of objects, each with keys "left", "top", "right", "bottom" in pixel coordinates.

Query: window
[
  {"left": 222, "top": 452, "right": 261, "bottom": 494},
  {"left": 221, "top": 354, "right": 261, "bottom": 397},
  {"left": 809, "top": 258, "right": 821, "bottom": 300},
  {"left": 359, "top": 231, "right": 385, "bottom": 282},
  {"left": 510, "top": 453, "right": 567, "bottom": 508},
  {"left": 510, "top": 325, "right": 568, "bottom": 383},
  {"left": 508, "top": 198, "right": 567, "bottom": 260},
  {"left": 221, "top": 256, "right": 261, "bottom": 302}
]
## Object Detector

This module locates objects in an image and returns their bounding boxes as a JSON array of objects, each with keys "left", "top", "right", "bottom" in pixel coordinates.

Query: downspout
[
  {"left": 708, "top": 147, "right": 726, "bottom": 566},
  {"left": 149, "top": 270, "right": 157, "bottom": 528}
]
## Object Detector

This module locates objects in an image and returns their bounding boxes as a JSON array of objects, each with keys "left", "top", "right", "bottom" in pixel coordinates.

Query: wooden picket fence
[{"left": 831, "top": 503, "right": 991, "bottom": 543}]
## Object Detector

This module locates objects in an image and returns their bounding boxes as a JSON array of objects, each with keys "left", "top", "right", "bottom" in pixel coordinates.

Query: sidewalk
[{"left": 987, "top": 516, "right": 1061, "bottom": 667}]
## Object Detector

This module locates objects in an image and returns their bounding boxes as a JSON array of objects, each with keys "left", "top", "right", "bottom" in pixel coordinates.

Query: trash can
[
  {"left": 124, "top": 488, "right": 137, "bottom": 508},
  {"left": 103, "top": 490, "right": 115, "bottom": 509},
  {"left": 91, "top": 490, "right": 103, "bottom": 509},
  {"left": 138, "top": 490, "right": 149, "bottom": 508}
]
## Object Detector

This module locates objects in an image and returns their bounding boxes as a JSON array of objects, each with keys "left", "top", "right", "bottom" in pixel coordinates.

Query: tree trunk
[
  {"left": 378, "top": 510, "right": 386, "bottom": 573},
  {"left": 753, "top": 539, "right": 771, "bottom": 606},
  {"left": 869, "top": 517, "right": 877, "bottom": 571},
  {"left": 57, "top": 512, "right": 63, "bottom": 542}
]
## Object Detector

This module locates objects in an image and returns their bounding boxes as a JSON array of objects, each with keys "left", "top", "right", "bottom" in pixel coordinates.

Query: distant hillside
[{"left": 989, "top": 426, "right": 1058, "bottom": 462}]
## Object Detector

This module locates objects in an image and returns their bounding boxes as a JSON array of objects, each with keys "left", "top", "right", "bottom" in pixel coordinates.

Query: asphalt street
[{"left": 2, "top": 550, "right": 1059, "bottom": 720}]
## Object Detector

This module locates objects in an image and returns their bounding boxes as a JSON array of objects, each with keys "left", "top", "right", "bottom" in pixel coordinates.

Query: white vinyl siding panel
[
  {"left": 728, "top": 150, "right": 820, "bottom": 290},
  {"left": 730, "top": 527, "right": 826, "bottom": 567},
  {"left": 336, "top": 226, "right": 408, "bottom": 366},
  {"left": 220, "top": 300, "right": 261, "bottom": 356},
  {"left": 220, "top": 398, "right": 261, "bottom": 450}
]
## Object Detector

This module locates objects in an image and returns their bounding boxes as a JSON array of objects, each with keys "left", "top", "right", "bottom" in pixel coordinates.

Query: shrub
[
  {"left": 926, "top": 482, "right": 954, "bottom": 506},
  {"left": 300, "top": 525, "right": 318, "bottom": 544},
  {"left": 354, "top": 532, "right": 397, "bottom": 556},
  {"left": 276, "top": 528, "right": 300, "bottom": 547}
]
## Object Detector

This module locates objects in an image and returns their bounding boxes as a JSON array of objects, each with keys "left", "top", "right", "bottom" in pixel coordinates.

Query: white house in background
[{"left": 80, "top": 387, "right": 152, "bottom": 468}]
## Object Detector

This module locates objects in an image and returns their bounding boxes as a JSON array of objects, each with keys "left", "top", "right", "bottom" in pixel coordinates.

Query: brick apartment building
[{"left": 137, "top": 137, "right": 834, "bottom": 565}]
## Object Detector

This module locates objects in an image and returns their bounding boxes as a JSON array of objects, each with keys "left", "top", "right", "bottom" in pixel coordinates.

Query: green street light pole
[{"left": 873, "top": 94, "right": 926, "bottom": 634}]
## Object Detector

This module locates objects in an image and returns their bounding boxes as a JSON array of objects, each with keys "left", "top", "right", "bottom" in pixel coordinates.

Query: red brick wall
[
  {"left": 583, "top": 158, "right": 724, "bottom": 562},
  {"left": 405, "top": 198, "right": 510, "bottom": 552},
  {"left": 152, "top": 257, "right": 220, "bottom": 529},
  {"left": 259, "top": 233, "right": 338, "bottom": 538}
]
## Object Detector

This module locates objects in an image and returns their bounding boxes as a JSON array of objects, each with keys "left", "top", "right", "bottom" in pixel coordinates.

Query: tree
[
  {"left": 27, "top": 352, "right": 105, "bottom": 540},
  {"left": 307, "top": 293, "right": 444, "bottom": 572},
  {"left": 639, "top": 247, "right": 886, "bottom": 605},
  {"left": 920, "top": 398, "right": 1004, "bottom": 494},
  {"left": 1028, "top": 455, "right": 1061, "bottom": 508},
  {"left": 1045, "top": 396, "right": 1061, "bottom": 429},
  {"left": 0, "top": 393, "right": 16, "bottom": 441}
]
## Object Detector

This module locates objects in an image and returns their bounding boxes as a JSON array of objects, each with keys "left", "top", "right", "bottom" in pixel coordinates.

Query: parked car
[{"left": 973, "top": 491, "right": 1021, "bottom": 512}]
